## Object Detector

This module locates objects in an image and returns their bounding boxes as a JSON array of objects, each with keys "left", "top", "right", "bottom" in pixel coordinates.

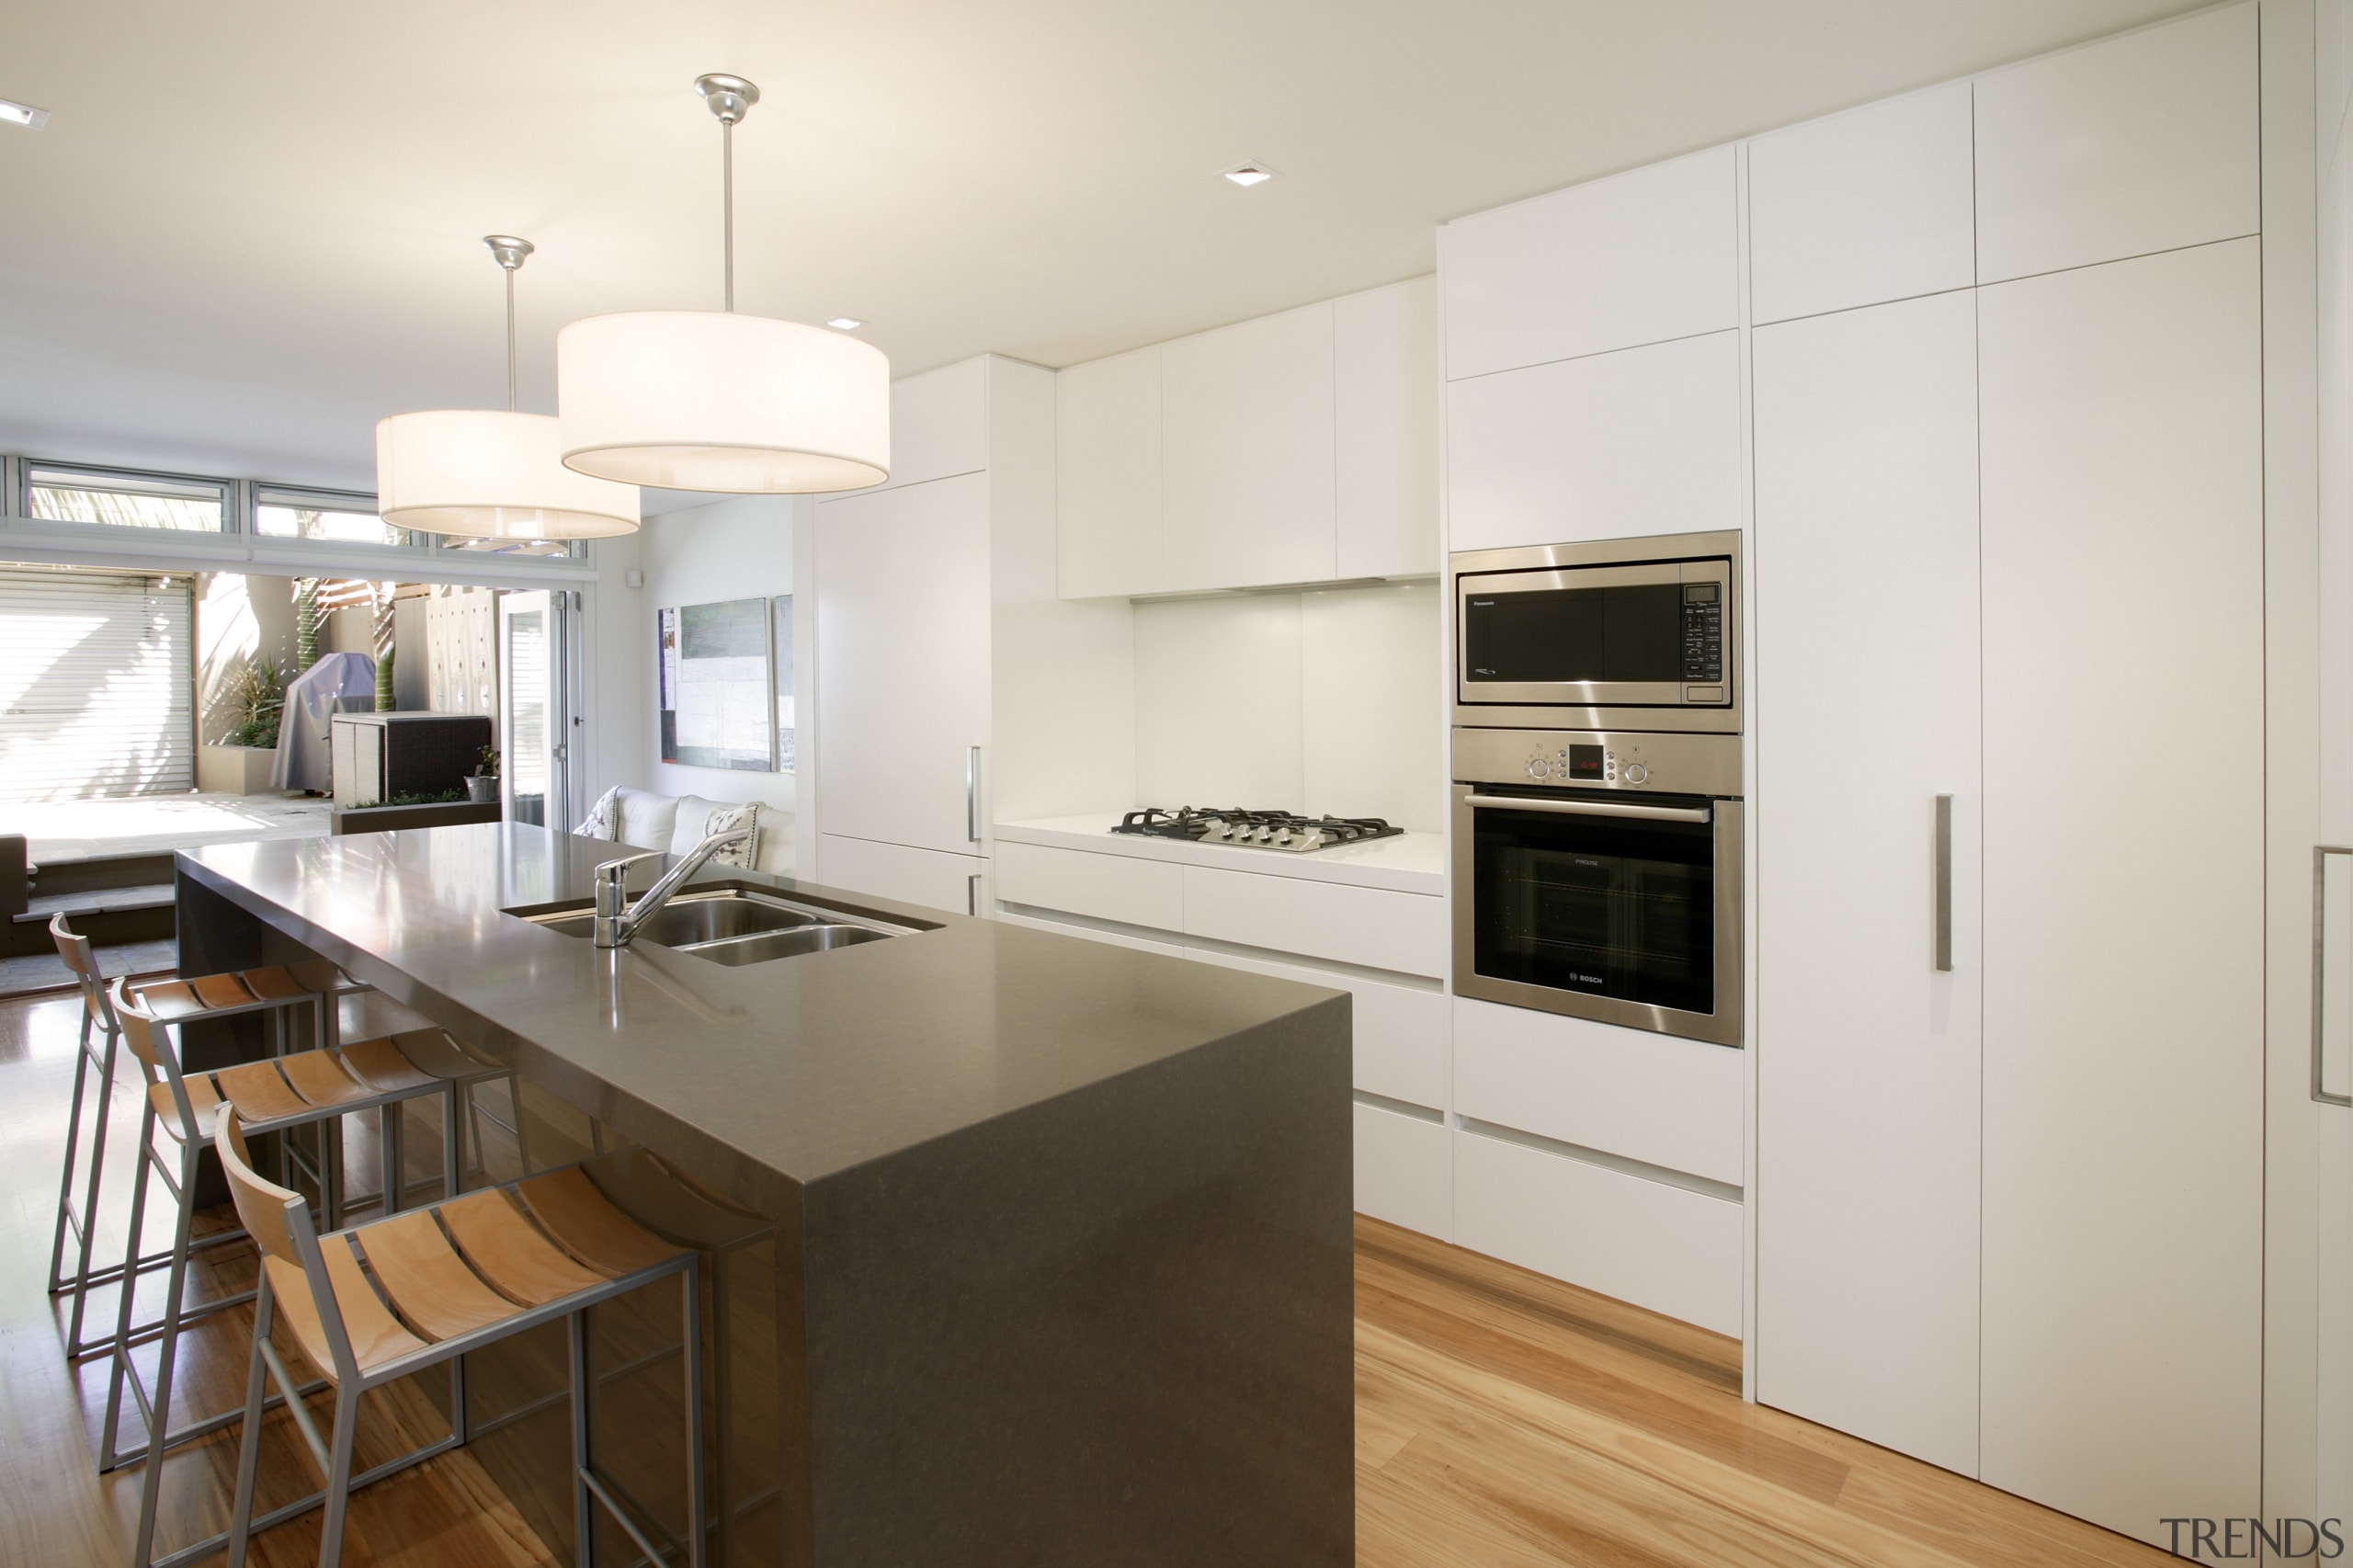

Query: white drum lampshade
[
  {"left": 377, "top": 409, "right": 641, "bottom": 540},
  {"left": 556, "top": 310, "right": 891, "bottom": 494}
]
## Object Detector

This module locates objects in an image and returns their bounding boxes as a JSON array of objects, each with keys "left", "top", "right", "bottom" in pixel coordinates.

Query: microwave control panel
[
  {"left": 1524, "top": 740, "right": 1652, "bottom": 788},
  {"left": 1681, "top": 583, "right": 1723, "bottom": 685}
]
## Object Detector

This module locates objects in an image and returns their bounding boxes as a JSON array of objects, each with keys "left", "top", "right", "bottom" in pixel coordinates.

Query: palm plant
[{"left": 222, "top": 657, "right": 286, "bottom": 749}]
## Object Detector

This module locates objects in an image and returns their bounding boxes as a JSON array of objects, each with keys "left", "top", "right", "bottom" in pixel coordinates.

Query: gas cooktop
[{"left": 1109, "top": 807, "right": 1404, "bottom": 854}]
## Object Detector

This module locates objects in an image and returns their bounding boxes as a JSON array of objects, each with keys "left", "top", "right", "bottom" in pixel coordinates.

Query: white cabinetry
[
  {"left": 1335, "top": 277, "right": 1440, "bottom": 578},
  {"left": 1160, "top": 302, "right": 1336, "bottom": 591},
  {"left": 1054, "top": 278, "right": 1437, "bottom": 597},
  {"left": 1977, "top": 235, "right": 2264, "bottom": 1538},
  {"left": 1054, "top": 345, "right": 1160, "bottom": 598},
  {"left": 1751, "top": 289, "right": 1984, "bottom": 1476},
  {"left": 1445, "top": 330, "right": 1742, "bottom": 551},
  {"left": 1972, "top": 1, "right": 2257, "bottom": 283},
  {"left": 814, "top": 357, "right": 1122, "bottom": 910},
  {"left": 1746, "top": 83, "right": 1975, "bottom": 324},
  {"left": 1441, "top": 145, "right": 1739, "bottom": 381},
  {"left": 815, "top": 472, "right": 992, "bottom": 858}
]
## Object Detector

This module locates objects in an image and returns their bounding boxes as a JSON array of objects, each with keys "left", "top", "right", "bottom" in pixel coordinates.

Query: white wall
[
  {"left": 1130, "top": 580, "right": 1443, "bottom": 831},
  {"left": 618, "top": 494, "right": 800, "bottom": 818}
]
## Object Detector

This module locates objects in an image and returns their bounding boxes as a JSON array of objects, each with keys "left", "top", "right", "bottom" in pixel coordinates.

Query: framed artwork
[{"left": 656, "top": 597, "right": 775, "bottom": 770}]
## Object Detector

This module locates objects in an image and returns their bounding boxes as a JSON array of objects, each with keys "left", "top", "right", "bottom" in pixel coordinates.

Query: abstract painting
[{"left": 657, "top": 597, "right": 774, "bottom": 771}]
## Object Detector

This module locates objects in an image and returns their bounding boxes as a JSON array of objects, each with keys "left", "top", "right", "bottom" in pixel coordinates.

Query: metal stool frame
[
  {"left": 103, "top": 981, "right": 467, "bottom": 1568},
  {"left": 45, "top": 915, "right": 327, "bottom": 1361}
]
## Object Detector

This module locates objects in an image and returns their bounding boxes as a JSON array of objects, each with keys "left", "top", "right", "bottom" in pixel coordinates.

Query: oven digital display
[{"left": 1567, "top": 744, "right": 1605, "bottom": 780}]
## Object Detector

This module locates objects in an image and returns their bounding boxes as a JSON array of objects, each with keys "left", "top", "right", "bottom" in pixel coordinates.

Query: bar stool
[
  {"left": 44, "top": 915, "right": 335, "bottom": 1361},
  {"left": 103, "top": 983, "right": 479, "bottom": 1568},
  {"left": 215, "top": 1117, "right": 708, "bottom": 1568}
]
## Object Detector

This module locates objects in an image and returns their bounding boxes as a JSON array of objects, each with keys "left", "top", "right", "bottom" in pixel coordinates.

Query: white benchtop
[{"left": 995, "top": 812, "right": 1447, "bottom": 897}]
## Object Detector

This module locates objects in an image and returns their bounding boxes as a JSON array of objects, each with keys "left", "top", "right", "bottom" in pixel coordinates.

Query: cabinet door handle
[
  {"left": 2314, "top": 846, "right": 2353, "bottom": 1107},
  {"left": 1934, "top": 795, "right": 1953, "bottom": 973},
  {"left": 966, "top": 746, "right": 982, "bottom": 844},
  {"left": 967, "top": 872, "right": 983, "bottom": 918}
]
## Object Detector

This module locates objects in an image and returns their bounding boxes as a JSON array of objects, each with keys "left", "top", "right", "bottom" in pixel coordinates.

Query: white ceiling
[{"left": 2, "top": 0, "right": 2199, "bottom": 493}]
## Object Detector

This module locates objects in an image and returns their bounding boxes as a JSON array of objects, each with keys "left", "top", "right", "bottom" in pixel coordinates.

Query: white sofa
[{"left": 588, "top": 784, "right": 795, "bottom": 877}]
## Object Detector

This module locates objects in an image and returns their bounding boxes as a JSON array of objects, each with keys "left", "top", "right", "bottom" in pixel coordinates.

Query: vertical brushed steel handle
[
  {"left": 1933, "top": 795, "right": 1953, "bottom": 973},
  {"left": 968, "top": 872, "right": 983, "bottom": 918},
  {"left": 2315, "top": 846, "right": 2353, "bottom": 1107},
  {"left": 966, "top": 746, "right": 982, "bottom": 844}
]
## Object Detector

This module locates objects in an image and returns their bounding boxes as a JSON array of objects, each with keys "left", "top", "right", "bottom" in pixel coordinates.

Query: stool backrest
[
  {"left": 214, "top": 1114, "right": 360, "bottom": 1385},
  {"left": 49, "top": 915, "right": 112, "bottom": 1032},
  {"left": 108, "top": 978, "right": 206, "bottom": 1143}
]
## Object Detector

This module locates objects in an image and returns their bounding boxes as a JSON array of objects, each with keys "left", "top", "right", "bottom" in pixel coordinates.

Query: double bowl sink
[{"left": 527, "top": 888, "right": 920, "bottom": 967}]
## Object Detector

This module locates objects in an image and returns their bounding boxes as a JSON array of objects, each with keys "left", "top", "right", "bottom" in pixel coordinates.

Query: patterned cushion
[
  {"left": 703, "top": 804, "right": 759, "bottom": 869},
  {"left": 574, "top": 784, "right": 623, "bottom": 839}
]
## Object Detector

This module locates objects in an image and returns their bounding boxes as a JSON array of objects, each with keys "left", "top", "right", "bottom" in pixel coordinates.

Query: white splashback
[{"left": 1131, "top": 580, "right": 1442, "bottom": 831}]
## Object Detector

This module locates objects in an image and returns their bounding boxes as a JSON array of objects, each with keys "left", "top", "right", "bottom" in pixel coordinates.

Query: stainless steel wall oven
[{"left": 1450, "top": 530, "right": 1744, "bottom": 1048}]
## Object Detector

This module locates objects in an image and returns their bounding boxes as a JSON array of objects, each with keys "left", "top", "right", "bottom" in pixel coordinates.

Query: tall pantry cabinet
[
  {"left": 813, "top": 356, "right": 1132, "bottom": 913},
  {"left": 1751, "top": 2, "right": 2264, "bottom": 1546}
]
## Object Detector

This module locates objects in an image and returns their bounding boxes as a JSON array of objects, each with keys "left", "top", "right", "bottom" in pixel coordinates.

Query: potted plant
[
  {"left": 199, "top": 658, "right": 286, "bottom": 794},
  {"left": 467, "top": 744, "right": 500, "bottom": 803}
]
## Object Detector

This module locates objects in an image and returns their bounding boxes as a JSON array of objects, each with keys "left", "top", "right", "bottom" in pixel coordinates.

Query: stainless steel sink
[
  {"left": 525, "top": 889, "right": 913, "bottom": 964},
  {"left": 687, "top": 924, "right": 892, "bottom": 967}
]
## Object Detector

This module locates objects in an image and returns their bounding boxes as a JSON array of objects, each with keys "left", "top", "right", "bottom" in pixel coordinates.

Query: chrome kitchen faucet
[{"left": 593, "top": 824, "right": 756, "bottom": 949}]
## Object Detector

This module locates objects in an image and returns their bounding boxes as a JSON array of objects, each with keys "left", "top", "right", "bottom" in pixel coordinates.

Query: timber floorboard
[{"left": 3, "top": 987, "right": 2172, "bottom": 1565}]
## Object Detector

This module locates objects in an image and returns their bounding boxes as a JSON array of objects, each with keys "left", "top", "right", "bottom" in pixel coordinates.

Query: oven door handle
[{"left": 1463, "top": 792, "right": 1712, "bottom": 824}]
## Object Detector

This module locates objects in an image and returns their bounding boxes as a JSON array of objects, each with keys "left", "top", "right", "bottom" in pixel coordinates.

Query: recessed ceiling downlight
[
  {"left": 825, "top": 318, "right": 865, "bottom": 331},
  {"left": 1222, "top": 162, "right": 1278, "bottom": 187},
  {"left": 0, "top": 98, "right": 51, "bottom": 130}
]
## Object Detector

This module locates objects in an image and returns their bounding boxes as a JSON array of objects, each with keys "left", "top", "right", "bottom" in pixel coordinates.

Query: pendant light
[
  {"left": 376, "top": 237, "right": 642, "bottom": 540},
  {"left": 553, "top": 74, "right": 891, "bottom": 494}
]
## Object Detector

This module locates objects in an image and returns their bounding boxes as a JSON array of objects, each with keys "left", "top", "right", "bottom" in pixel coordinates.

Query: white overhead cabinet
[
  {"left": 1443, "top": 330, "right": 1742, "bottom": 552},
  {"left": 1745, "top": 5, "right": 2265, "bottom": 1547},
  {"left": 1335, "top": 278, "right": 1441, "bottom": 579},
  {"left": 1972, "top": 1, "right": 2258, "bottom": 283},
  {"left": 1745, "top": 82, "right": 1975, "bottom": 324},
  {"left": 1160, "top": 302, "right": 1336, "bottom": 592},
  {"left": 1751, "top": 289, "right": 1984, "bottom": 1477},
  {"left": 1440, "top": 144, "right": 1740, "bottom": 380},
  {"left": 1438, "top": 148, "right": 1743, "bottom": 554},
  {"left": 1054, "top": 278, "right": 1438, "bottom": 598},
  {"left": 1054, "top": 346, "right": 1160, "bottom": 599}
]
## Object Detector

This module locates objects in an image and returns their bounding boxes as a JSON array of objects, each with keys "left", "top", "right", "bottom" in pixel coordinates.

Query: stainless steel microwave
[{"left": 1453, "top": 530, "right": 1740, "bottom": 734}]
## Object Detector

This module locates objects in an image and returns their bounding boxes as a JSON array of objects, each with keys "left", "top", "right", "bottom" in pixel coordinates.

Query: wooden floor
[{"left": 0, "top": 988, "right": 2170, "bottom": 1568}]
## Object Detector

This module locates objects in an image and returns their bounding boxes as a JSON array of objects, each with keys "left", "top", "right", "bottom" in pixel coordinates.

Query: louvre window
[
  {"left": 253, "top": 484, "right": 416, "bottom": 548},
  {"left": 24, "top": 465, "right": 229, "bottom": 531}
]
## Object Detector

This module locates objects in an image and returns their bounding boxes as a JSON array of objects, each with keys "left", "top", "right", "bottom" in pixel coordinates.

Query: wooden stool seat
[
  {"left": 517, "top": 1165, "right": 684, "bottom": 1278},
  {"left": 438, "top": 1187, "right": 609, "bottom": 1306},
  {"left": 146, "top": 1078, "right": 228, "bottom": 1141},
  {"left": 334, "top": 1037, "right": 438, "bottom": 1096},
  {"left": 215, "top": 1119, "right": 707, "bottom": 1568}
]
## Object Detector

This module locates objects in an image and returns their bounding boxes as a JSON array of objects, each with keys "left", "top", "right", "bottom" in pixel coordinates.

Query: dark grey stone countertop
[{"left": 176, "top": 823, "right": 1343, "bottom": 1209}]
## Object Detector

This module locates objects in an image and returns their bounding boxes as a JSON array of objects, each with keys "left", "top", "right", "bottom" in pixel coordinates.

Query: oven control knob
[
  {"left": 1527, "top": 758, "right": 1550, "bottom": 779},
  {"left": 1624, "top": 764, "right": 1650, "bottom": 785}
]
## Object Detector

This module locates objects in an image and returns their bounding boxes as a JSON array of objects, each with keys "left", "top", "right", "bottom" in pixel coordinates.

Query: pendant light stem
[
  {"left": 505, "top": 264, "right": 518, "bottom": 412},
  {"left": 723, "top": 118, "right": 735, "bottom": 312},
  {"left": 482, "top": 234, "right": 535, "bottom": 413}
]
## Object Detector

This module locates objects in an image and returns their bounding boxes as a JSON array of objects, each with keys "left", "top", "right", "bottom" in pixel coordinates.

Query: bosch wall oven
[{"left": 1450, "top": 529, "right": 1745, "bottom": 1048}]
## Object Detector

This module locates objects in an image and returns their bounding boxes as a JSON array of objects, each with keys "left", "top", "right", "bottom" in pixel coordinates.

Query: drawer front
[
  {"left": 994, "top": 908, "right": 1184, "bottom": 959},
  {"left": 817, "top": 835, "right": 983, "bottom": 918},
  {"left": 994, "top": 841, "right": 1185, "bottom": 932},
  {"left": 1182, "top": 865, "right": 1445, "bottom": 979},
  {"left": 1453, "top": 1126, "right": 1741, "bottom": 1335},
  {"left": 1355, "top": 1100, "right": 1451, "bottom": 1241},
  {"left": 1452, "top": 997, "right": 1744, "bottom": 1187},
  {"left": 1193, "top": 947, "right": 1446, "bottom": 1107}
]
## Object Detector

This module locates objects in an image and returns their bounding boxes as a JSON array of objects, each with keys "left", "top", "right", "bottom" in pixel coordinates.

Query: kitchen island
[{"left": 175, "top": 822, "right": 1353, "bottom": 1567}]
